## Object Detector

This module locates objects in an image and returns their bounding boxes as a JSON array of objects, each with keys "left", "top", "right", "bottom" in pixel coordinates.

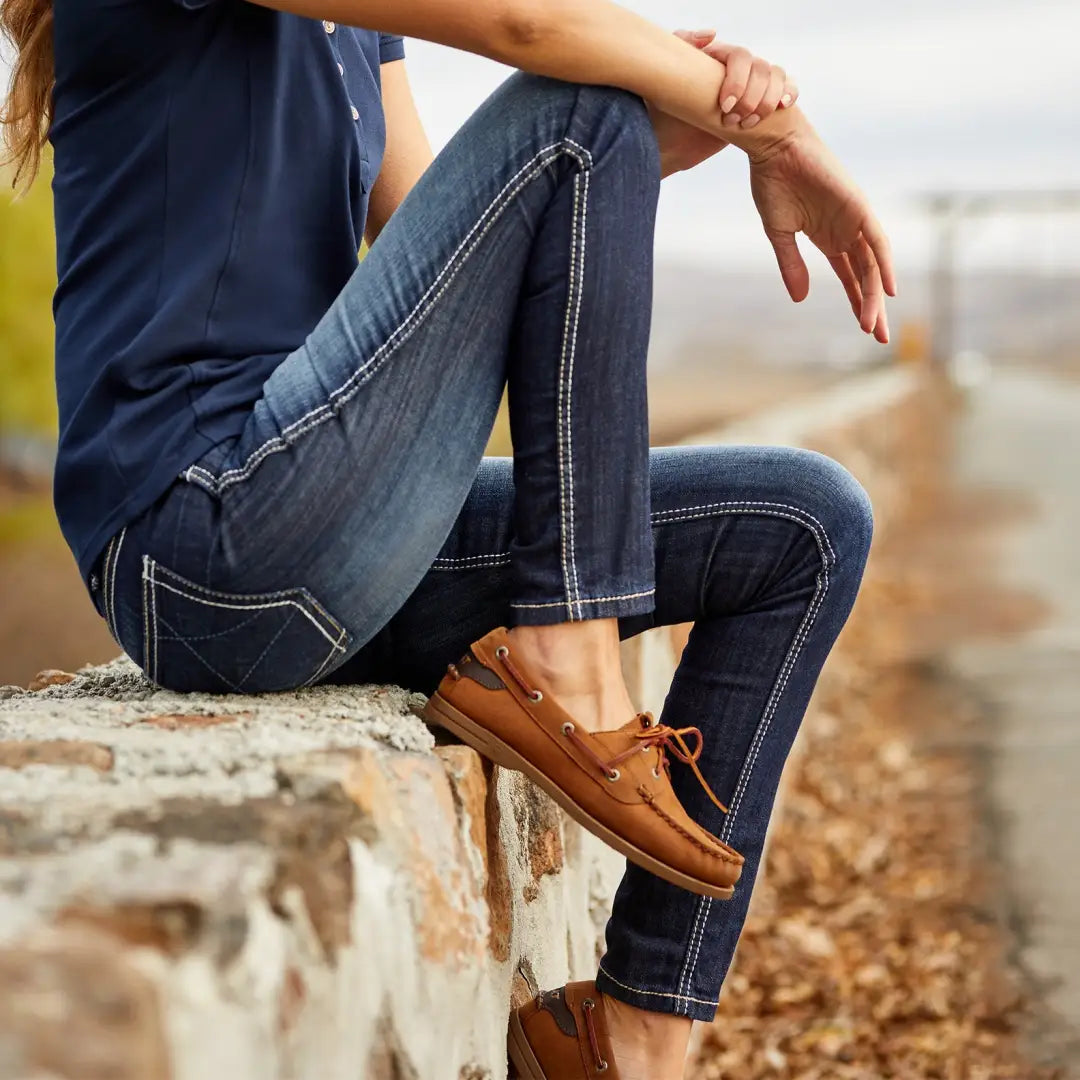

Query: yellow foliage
[{"left": 0, "top": 164, "right": 58, "bottom": 435}]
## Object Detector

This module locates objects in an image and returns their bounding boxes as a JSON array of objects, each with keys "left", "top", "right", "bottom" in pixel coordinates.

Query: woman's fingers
[
  {"left": 674, "top": 28, "right": 717, "bottom": 48},
  {"left": 851, "top": 235, "right": 889, "bottom": 343},
  {"left": 765, "top": 228, "right": 810, "bottom": 302},
  {"left": 725, "top": 59, "right": 770, "bottom": 128},
  {"left": 828, "top": 253, "right": 863, "bottom": 318},
  {"left": 861, "top": 214, "right": 897, "bottom": 297},
  {"left": 743, "top": 66, "right": 786, "bottom": 129},
  {"left": 716, "top": 46, "right": 753, "bottom": 116}
]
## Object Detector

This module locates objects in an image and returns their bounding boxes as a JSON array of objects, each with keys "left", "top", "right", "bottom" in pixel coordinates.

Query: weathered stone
[
  {"left": 114, "top": 793, "right": 360, "bottom": 961},
  {"left": 0, "top": 739, "right": 114, "bottom": 772},
  {"left": 27, "top": 669, "right": 77, "bottom": 692},
  {"left": 0, "top": 685, "right": 25, "bottom": 700},
  {"left": 0, "top": 931, "right": 171, "bottom": 1080},
  {"left": 140, "top": 713, "right": 243, "bottom": 730},
  {"left": 57, "top": 901, "right": 204, "bottom": 958},
  {"left": 277, "top": 966, "right": 306, "bottom": 1036}
]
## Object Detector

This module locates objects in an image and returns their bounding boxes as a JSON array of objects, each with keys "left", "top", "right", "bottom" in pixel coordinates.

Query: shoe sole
[
  {"left": 507, "top": 1010, "right": 548, "bottom": 1079},
  {"left": 424, "top": 692, "right": 736, "bottom": 901}
]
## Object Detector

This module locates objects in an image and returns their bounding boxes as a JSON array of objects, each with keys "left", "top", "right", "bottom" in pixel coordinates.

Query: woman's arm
[
  {"left": 366, "top": 59, "right": 433, "bottom": 245},
  {"left": 249, "top": 0, "right": 759, "bottom": 147}
]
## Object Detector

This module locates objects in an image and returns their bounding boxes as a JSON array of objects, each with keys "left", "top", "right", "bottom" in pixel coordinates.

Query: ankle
[{"left": 601, "top": 992, "right": 691, "bottom": 1080}]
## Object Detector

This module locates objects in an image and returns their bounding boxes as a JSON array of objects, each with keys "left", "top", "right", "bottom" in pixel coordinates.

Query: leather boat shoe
[{"left": 423, "top": 627, "right": 743, "bottom": 899}]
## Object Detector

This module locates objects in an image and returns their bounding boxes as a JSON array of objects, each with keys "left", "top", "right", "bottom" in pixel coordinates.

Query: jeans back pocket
[{"left": 142, "top": 557, "right": 350, "bottom": 693}]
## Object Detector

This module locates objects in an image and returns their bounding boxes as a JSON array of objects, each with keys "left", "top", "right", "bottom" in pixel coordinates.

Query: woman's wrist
[{"left": 725, "top": 104, "right": 812, "bottom": 165}]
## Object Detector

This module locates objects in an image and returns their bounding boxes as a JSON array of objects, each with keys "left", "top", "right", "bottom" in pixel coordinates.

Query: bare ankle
[
  {"left": 506, "top": 621, "right": 636, "bottom": 733},
  {"left": 602, "top": 993, "right": 692, "bottom": 1080}
]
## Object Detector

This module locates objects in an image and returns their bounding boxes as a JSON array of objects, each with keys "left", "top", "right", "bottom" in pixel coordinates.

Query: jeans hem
[
  {"left": 509, "top": 587, "right": 655, "bottom": 625},
  {"left": 595, "top": 964, "right": 718, "bottom": 1023}
]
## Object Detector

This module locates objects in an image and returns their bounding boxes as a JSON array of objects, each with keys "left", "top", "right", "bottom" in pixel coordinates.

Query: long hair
[{"left": 0, "top": 0, "right": 54, "bottom": 189}]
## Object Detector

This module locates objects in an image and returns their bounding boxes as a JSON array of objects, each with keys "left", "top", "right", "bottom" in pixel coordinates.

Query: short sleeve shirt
[{"left": 50, "top": 0, "right": 404, "bottom": 581}]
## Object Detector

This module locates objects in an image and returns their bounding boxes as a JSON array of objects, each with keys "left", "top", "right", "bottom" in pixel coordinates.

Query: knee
[{"left": 781, "top": 449, "right": 874, "bottom": 571}]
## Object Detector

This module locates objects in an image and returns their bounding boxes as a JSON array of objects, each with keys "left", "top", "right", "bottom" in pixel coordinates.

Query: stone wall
[{"left": 0, "top": 368, "right": 921, "bottom": 1080}]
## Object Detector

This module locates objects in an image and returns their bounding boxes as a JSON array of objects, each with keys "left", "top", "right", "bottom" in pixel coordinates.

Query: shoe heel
[{"left": 423, "top": 693, "right": 519, "bottom": 771}]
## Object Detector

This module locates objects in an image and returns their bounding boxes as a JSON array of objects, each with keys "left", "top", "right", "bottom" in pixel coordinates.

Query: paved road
[{"left": 948, "top": 367, "right": 1080, "bottom": 1068}]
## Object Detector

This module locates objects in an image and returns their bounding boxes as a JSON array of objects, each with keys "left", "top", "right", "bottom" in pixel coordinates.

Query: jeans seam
[
  {"left": 302, "top": 627, "right": 349, "bottom": 687},
  {"left": 597, "top": 962, "right": 718, "bottom": 1009},
  {"left": 183, "top": 140, "right": 587, "bottom": 496},
  {"left": 431, "top": 553, "right": 512, "bottom": 570},
  {"left": 510, "top": 588, "right": 654, "bottom": 610},
  {"left": 102, "top": 533, "right": 117, "bottom": 636},
  {"left": 662, "top": 501, "right": 835, "bottom": 1013},
  {"left": 557, "top": 140, "right": 592, "bottom": 621}
]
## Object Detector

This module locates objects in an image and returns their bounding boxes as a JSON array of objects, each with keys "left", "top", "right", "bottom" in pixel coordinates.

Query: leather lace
[
  {"left": 491, "top": 645, "right": 728, "bottom": 815},
  {"left": 581, "top": 998, "right": 608, "bottom": 1073}
]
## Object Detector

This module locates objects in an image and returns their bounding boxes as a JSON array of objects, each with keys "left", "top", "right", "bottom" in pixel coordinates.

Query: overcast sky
[
  {"left": 403, "top": 0, "right": 1080, "bottom": 273},
  {"left": 3, "top": 3, "right": 1077, "bottom": 274}
]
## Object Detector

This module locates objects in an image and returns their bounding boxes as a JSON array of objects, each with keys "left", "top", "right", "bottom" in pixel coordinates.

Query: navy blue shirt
[{"left": 50, "top": 0, "right": 404, "bottom": 581}]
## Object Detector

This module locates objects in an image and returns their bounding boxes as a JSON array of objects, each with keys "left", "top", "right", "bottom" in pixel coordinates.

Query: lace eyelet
[
  {"left": 583, "top": 998, "right": 595, "bottom": 1009},
  {"left": 529, "top": 690, "right": 543, "bottom": 702},
  {"left": 495, "top": 645, "right": 509, "bottom": 659},
  {"left": 562, "top": 722, "right": 575, "bottom": 736},
  {"left": 606, "top": 769, "right": 621, "bottom": 783},
  {"left": 652, "top": 767, "right": 662, "bottom": 779},
  {"left": 597, "top": 1063, "right": 609, "bottom": 1074}
]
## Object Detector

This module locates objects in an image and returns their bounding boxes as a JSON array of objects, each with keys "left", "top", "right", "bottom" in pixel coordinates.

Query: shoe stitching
[{"left": 637, "top": 791, "right": 741, "bottom": 865}]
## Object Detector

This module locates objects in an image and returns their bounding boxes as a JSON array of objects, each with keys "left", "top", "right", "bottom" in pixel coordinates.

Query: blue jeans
[{"left": 92, "top": 72, "right": 873, "bottom": 1021}]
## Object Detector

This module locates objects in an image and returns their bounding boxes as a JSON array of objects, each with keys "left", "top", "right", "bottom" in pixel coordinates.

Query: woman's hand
[
  {"left": 650, "top": 31, "right": 798, "bottom": 177},
  {"left": 746, "top": 112, "right": 897, "bottom": 342}
]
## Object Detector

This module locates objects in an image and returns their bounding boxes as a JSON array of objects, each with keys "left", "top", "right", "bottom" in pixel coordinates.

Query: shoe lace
[
  {"left": 581, "top": 998, "right": 608, "bottom": 1073},
  {"left": 488, "top": 644, "right": 728, "bottom": 815}
]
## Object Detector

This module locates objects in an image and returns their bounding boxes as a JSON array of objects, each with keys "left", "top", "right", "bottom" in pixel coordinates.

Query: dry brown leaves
[{"left": 693, "top": 383, "right": 1060, "bottom": 1080}]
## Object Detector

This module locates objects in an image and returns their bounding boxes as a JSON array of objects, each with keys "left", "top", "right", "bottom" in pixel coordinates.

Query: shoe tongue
[{"left": 589, "top": 714, "right": 647, "bottom": 754}]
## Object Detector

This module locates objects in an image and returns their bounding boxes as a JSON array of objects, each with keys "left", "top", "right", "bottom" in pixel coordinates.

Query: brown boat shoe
[
  {"left": 509, "top": 981, "right": 619, "bottom": 1079},
  {"left": 423, "top": 627, "right": 743, "bottom": 899}
]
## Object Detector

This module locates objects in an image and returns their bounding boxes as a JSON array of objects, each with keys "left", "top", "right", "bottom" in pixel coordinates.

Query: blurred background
[{"left": 1, "top": 3, "right": 1079, "bottom": 1071}]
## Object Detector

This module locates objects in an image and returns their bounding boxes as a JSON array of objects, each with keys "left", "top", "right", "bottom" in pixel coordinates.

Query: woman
[{"left": 2, "top": 1, "right": 894, "bottom": 1076}]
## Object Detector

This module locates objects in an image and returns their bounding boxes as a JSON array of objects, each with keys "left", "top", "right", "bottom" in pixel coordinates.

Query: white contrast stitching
[
  {"left": 150, "top": 576, "right": 347, "bottom": 651},
  {"left": 149, "top": 558, "right": 160, "bottom": 684},
  {"left": 303, "top": 628, "right": 349, "bottom": 687},
  {"left": 654, "top": 502, "right": 835, "bottom": 1001},
  {"left": 194, "top": 142, "right": 581, "bottom": 495},
  {"left": 510, "top": 588, "right": 655, "bottom": 610},
  {"left": 652, "top": 500, "right": 836, "bottom": 563},
  {"left": 102, "top": 535, "right": 117, "bottom": 635},
  {"left": 107, "top": 527, "right": 127, "bottom": 639},
  {"left": 430, "top": 553, "right": 512, "bottom": 570},
  {"left": 564, "top": 150, "right": 591, "bottom": 617},
  {"left": 597, "top": 963, "right": 718, "bottom": 1009},
  {"left": 141, "top": 555, "right": 151, "bottom": 679},
  {"left": 676, "top": 895, "right": 709, "bottom": 1012},
  {"left": 556, "top": 144, "right": 590, "bottom": 621}
]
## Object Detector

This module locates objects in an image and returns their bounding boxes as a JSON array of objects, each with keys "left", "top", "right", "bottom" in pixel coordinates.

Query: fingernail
[
  {"left": 741, "top": 114, "right": 760, "bottom": 129},
  {"left": 780, "top": 93, "right": 793, "bottom": 107},
  {"left": 722, "top": 96, "right": 738, "bottom": 114},
  {"left": 693, "top": 28, "right": 715, "bottom": 40},
  {"left": 722, "top": 111, "right": 741, "bottom": 128}
]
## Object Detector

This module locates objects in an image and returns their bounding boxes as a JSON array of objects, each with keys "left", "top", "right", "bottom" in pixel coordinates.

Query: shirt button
[
  {"left": 323, "top": 19, "right": 335, "bottom": 33},
  {"left": 337, "top": 62, "right": 344, "bottom": 76},
  {"left": 351, "top": 105, "right": 360, "bottom": 121}
]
